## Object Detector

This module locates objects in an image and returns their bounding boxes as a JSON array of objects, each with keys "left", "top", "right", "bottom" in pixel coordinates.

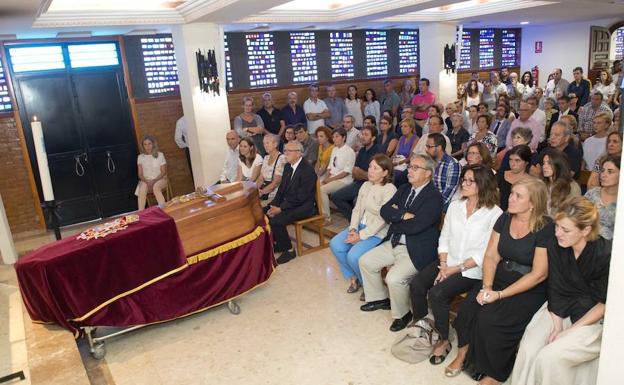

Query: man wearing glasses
[
  {"left": 425, "top": 133, "right": 462, "bottom": 211},
  {"left": 265, "top": 141, "right": 317, "bottom": 264},
  {"left": 359, "top": 154, "right": 443, "bottom": 332}
]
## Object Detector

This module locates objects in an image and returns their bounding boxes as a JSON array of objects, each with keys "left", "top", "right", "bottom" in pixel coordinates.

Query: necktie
[
  {"left": 493, "top": 121, "right": 501, "bottom": 135},
  {"left": 391, "top": 233, "right": 402, "bottom": 248},
  {"left": 405, "top": 188, "right": 416, "bottom": 208}
]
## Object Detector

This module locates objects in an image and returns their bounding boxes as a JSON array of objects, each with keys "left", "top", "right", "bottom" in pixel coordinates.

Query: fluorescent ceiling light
[
  {"left": 270, "top": 0, "right": 369, "bottom": 11},
  {"left": 520, "top": 21, "right": 530, "bottom": 25}
]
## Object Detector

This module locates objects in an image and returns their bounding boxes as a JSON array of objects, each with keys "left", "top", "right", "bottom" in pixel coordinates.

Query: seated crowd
[{"left": 141, "top": 66, "right": 619, "bottom": 385}]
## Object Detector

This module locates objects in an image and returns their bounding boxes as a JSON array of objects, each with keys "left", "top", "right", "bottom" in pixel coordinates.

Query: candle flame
[{"left": 33, "top": 116, "right": 38, "bottom": 122}]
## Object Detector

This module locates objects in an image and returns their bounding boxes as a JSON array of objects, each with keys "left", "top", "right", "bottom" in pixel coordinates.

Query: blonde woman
[
  {"left": 136, "top": 136, "right": 167, "bottom": 210},
  {"left": 511, "top": 197, "right": 610, "bottom": 385},
  {"left": 446, "top": 178, "right": 553, "bottom": 384}
]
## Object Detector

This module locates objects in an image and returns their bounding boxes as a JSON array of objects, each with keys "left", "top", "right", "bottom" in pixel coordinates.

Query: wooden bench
[{"left": 293, "top": 179, "right": 329, "bottom": 256}]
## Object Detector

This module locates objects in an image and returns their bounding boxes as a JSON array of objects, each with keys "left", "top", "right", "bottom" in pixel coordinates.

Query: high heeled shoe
[{"left": 444, "top": 365, "right": 462, "bottom": 377}]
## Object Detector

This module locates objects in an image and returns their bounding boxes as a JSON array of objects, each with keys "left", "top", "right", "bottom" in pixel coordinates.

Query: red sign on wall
[{"left": 535, "top": 41, "right": 542, "bottom": 53}]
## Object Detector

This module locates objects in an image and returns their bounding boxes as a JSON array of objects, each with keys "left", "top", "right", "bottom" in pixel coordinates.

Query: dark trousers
[
  {"left": 184, "top": 147, "right": 195, "bottom": 186},
  {"left": 329, "top": 181, "right": 363, "bottom": 221},
  {"left": 452, "top": 284, "right": 483, "bottom": 347},
  {"left": 264, "top": 205, "right": 315, "bottom": 252},
  {"left": 410, "top": 260, "right": 481, "bottom": 340}
]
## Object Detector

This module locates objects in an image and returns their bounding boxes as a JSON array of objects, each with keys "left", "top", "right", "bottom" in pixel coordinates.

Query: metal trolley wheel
[
  {"left": 227, "top": 300, "right": 240, "bottom": 315},
  {"left": 91, "top": 342, "right": 106, "bottom": 360}
]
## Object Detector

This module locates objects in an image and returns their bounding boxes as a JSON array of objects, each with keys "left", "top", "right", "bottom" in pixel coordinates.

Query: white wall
[
  {"left": 420, "top": 23, "right": 458, "bottom": 104},
  {"left": 172, "top": 23, "right": 231, "bottom": 187},
  {"left": 520, "top": 17, "right": 621, "bottom": 87}
]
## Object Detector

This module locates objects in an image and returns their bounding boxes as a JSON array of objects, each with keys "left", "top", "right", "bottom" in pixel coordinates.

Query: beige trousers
[
  {"left": 510, "top": 303, "right": 602, "bottom": 385},
  {"left": 359, "top": 241, "right": 417, "bottom": 319},
  {"left": 320, "top": 178, "right": 351, "bottom": 219},
  {"left": 136, "top": 179, "right": 168, "bottom": 210}
]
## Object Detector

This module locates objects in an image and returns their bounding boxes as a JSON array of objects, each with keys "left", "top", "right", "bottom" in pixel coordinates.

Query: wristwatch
[{"left": 459, "top": 262, "right": 467, "bottom": 272}]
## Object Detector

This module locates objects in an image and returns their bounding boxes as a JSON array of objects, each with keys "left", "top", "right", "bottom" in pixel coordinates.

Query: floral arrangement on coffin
[{"left": 76, "top": 214, "right": 140, "bottom": 241}]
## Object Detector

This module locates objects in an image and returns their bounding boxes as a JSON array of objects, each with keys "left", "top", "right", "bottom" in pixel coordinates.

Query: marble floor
[{"left": 6, "top": 215, "right": 476, "bottom": 385}]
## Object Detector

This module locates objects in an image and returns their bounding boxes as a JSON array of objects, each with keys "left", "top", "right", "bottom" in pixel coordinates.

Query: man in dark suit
[
  {"left": 265, "top": 141, "right": 317, "bottom": 264},
  {"left": 359, "top": 154, "right": 443, "bottom": 332},
  {"left": 550, "top": 95, "right": 578, "bottom": 124}
]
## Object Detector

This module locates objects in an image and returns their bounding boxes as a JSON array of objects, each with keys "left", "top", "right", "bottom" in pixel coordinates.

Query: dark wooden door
[{"left": 12, "top": 50, "right": 137, "bottom": 226}]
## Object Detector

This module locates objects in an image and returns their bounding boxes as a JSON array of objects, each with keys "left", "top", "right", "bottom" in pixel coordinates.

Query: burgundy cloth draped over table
[{"left": 15, "top": 206, "right": 275, "bottom": 335}]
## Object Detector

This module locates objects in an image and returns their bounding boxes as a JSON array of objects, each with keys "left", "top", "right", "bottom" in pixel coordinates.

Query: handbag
[
  {"left": 260, "top": 154, "right": 281, "bottom": 200},
  {"left": 390, "top": 317, "right": 441, "bottom": 364}
]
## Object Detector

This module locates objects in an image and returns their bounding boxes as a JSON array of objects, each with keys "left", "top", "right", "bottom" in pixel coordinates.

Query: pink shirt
[
  {"left": 411, "top": 91, "right": 436, "bottom": 120},
  {"left": 505, "top": 117, "right": 545, "bottom": 152}
]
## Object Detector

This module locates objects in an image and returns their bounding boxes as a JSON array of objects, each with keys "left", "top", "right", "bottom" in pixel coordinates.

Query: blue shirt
[
  {"left": 281, "top": 104, "right": 307, "bottom": 128},
  {"left": 567, "top": 79, "right": 591, "bottom": 106},
  {"left": 433, "top": 153, "right": 461, "bottom": 211},
  {"left": 324, "top": 97, "right": 346, "bottom": 128}
]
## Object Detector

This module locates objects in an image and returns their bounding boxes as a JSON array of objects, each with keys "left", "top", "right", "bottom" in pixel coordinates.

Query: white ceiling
[{"left": 0, "top": 0, "right": 622, "bottom": 38}]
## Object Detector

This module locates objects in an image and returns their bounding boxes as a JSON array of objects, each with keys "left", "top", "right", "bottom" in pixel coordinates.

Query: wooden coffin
[{"left": 163, "top": 182, "right": 265, "bottom": 257}]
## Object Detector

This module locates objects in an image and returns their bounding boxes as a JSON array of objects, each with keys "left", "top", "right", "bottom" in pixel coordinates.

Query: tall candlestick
[{"left": 31, "top": 117, "right": 55, "bottom": 201}]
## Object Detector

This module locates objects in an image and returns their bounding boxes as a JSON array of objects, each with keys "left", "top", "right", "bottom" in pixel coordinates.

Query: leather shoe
[
  {"left": 389, "top": 311, "right": 412, "bottom": 332},
  {"left": 276, "top": 250, "right": 296, "bottom": 265},
  {"left": 360, "top": 299, "right": 391, "bottom": 312}
]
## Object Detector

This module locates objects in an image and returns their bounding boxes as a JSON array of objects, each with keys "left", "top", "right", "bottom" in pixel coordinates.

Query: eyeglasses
[
  {"left": 284, "top": 149, "right": 301, "bottom": 153},
  {"left": 460, "top": 178, "right": 476, "bottom": 186},
  {"left": 407, "top": 165, "right": 428, "bottom": 171},
  {"left": 425, "top": 144, "right": 438, "bottom": 149}
]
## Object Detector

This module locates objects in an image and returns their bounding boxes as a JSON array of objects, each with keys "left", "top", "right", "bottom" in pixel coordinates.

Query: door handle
[
  {"left": 106, "top": 151, "right": 116, "bottom": 173},
  {"left": 74, "top": 154, "right": 85, "bottom": 177}
]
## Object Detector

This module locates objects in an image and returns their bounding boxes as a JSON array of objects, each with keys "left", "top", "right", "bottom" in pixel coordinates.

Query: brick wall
[
  {"left": 135, "top": 98, "right": 195, "bottom": 197},
  {"left": 0, "top": 115, "right": 41, "bottom": 234}
]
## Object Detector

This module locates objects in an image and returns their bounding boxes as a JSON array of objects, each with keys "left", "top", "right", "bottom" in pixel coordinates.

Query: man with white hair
[
  {"left": 281, "top": 91, "right": 307, "bottom": 128},
  {"left": 324, "top": 84, "right": 346, "bottom": 129},
  {"left": 257, "top": 92, "right": 285, "bottom": 136},
  {"left": 265, "top": 140, "right": 317, "bottom": 264},
  {"left": 219, "top": 130, "right": 240, "bottom": 183}
]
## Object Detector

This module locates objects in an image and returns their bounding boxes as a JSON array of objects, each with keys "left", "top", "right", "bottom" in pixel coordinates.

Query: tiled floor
[{"left": 7, "top": 214, "right": 475, "bottom": 385}]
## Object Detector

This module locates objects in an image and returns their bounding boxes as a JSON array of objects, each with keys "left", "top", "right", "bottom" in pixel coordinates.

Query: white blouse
[
  {"left": 345, "top": 98, "right": 364, "bottom": 128},
  {"left": 327, "top": 144, "right": 356, "bottom": 183},
  {"left": 437, "top": 199, "right": 503, "bottom": 280},
  {"left": 137, "top": 152, "right": 166, "bottom": 180},
  {"left": 239, "top": 154, "right": 263, "bottom": 180}
]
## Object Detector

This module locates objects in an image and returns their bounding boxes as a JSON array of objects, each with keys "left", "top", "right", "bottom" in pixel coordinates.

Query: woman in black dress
[
  {"left": 497, "top": 145, "right": 532, "bottom": 211},
  {"left": 445, "top": 177, "right": 553, "bottom": 385},
  {"left": 511, "top": 196, "right": 610, "bottom": 385}
]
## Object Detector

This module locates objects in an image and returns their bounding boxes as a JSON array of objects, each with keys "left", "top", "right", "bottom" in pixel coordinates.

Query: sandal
[
  {"left": 429, "top": 342, "right": 452, "bottom": 365},
  {"left": 347, "top": 280, "right": 360, "bottom": 293}
]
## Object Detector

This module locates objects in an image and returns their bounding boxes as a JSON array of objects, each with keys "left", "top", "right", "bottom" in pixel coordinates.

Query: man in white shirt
[
  {"left": 545, "top": 68, "right": 569, "bottom": 99},
  {"left": 303, "top": 84, "right": 330, "bottom": 134},
  {"left": 175, "top": 116, "right": 194, "bottom": 184},
  {"left": 343, "top": 115, "right": 360, "bottom": 150},
  {"left": 219, "top": 130, "right": 240, "bottom": 183}
]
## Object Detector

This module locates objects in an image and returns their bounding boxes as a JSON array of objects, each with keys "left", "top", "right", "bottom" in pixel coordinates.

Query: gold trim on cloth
[
  {"left": 186, "top": 224, "right": 268, "bottom": 265},
  {"left": 72, "top": 264, "right": 190, "bottom": 322},
  {"left": 69, "top": 221, "right": 272, "bottom": 327}
]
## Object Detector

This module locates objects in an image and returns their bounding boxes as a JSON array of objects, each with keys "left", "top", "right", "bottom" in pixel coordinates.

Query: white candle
[{"left": 31, "top": 117, "right": 55, "bottom": 201}]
